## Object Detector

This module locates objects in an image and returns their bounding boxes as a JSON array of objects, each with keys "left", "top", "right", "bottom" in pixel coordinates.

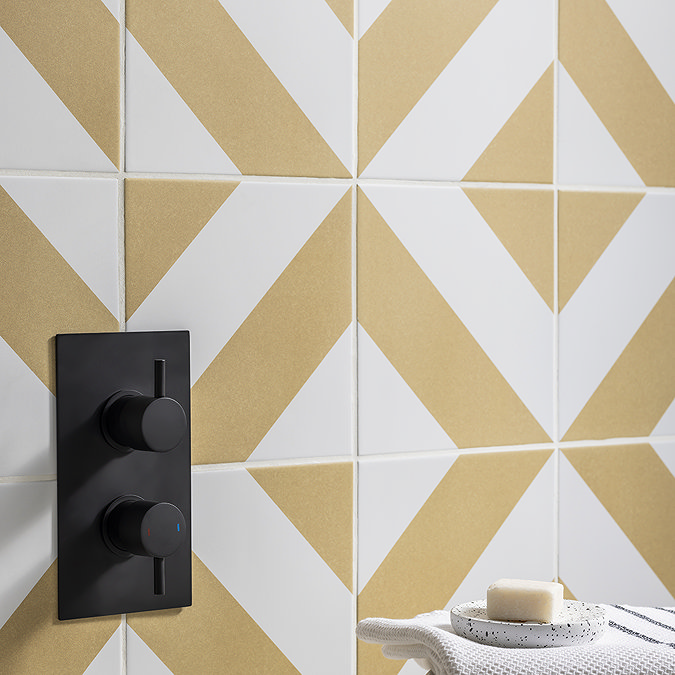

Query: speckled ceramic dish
[{"left": 450, "top": 600, "right": 607, "bottom": 648}]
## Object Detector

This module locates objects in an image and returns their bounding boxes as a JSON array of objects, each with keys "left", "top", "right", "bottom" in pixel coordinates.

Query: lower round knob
[{"left": 103, "top": 497, "right": 186, "bottom": 559}]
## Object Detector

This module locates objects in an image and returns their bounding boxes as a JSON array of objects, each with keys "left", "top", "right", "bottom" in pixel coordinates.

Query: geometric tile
[
  {"left": 357, "top": 449, "right": 553, "bottom": 675},
  {"left": 559, "top": 192, "right": 675, "bottom": 439},
  {"left": 559, "top": 0, "right": 675, "bottom": 187},
  {"left": 358, "top": 185, "right": 553, "bottom": 452},
  {"left": 0, "top": 1, "right": 120, "bottom": 170},
  {"left": 0, "top": 177, "right": 119, "bottom": 477},
  {"left": 359, "top": 0, "right": 554, "bottom": 181},
  {"left": 560, "top": 445, "right": 675, "bottom": 605},
  {"left": 127, "top": 181, "right": 352, "bottom": 464},
  {"left": 185, "top": 468, "right": 353, "bottom": 674},
  {"left": 126, "top": 0, "right": 352, "bottom": 176}
]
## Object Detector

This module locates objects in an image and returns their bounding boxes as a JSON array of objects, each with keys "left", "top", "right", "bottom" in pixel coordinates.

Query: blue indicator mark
[{"left": 177, "top": 523, "right": 180, "bottom": 532}]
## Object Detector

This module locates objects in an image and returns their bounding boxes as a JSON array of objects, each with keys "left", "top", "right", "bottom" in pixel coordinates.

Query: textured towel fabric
[{"left": 356, "top": 605, "right": 675, "bottom": 675}]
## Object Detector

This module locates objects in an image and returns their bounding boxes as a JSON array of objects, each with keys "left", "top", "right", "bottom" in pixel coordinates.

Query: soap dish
[{"left": 450, "top": 600, "right": 607, "bottom": 648}]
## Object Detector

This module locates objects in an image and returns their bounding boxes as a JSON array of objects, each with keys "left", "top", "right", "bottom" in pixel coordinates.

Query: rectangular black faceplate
[{"left": 56, "top": 331, "right": 191, "bottom": 620}]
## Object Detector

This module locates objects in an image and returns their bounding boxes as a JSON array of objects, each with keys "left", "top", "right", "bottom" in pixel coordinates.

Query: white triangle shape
[
  {"left": 125, "top": 31, "right": 240, "bottom": 175},
  {"left": 358, "top": 325, "right": 455, "bottom": 455},
  {"left": 83, "top": 626, "right": 122, "bottom": 675},
  {"left": 651, "top": 399, "right": 675, "bottom": 438},
  {"left": 446, "top": 454, "right": 555, "bottom": 608},
  {"left": 127, "top": 627, "right": 174, "bottom": 675},
  {"left": 559, "top": 454, "right": 673, "bottom": 605},
  {"left": 358, "top": 453, "right": 457, "bottom": 593},
  {"left": 248, "top": 326, "right": 353, "bottom": 461},
  {"left": 0, "top": 481, "right": 56, "bottom": 630},
  {"left": 558, "top": 63, "right": 644, "bottom": 186},
  {"left": 650, "top": 441, "right": 675, "bottom": 481},
  {"left": 0, "top": 336, "right": 54, "bottom": 477},
  {"left": 359, "top": 0, "right": 395, "bottom": 38},
  {"left": 0, "top": 177, "right": 119, "bottom": 317},
  {"left": 0, "top": 27, "right": 116, "bottom": 172}
]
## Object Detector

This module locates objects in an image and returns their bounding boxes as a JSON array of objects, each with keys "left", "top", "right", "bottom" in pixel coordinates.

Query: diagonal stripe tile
[
  {"left": 248, "top": 462, "right": 353, "bottom": 591},
  {"left": 0, "top": 562, "right": 120, "bottom": 673},
  {"left": 463, "top": 62, "right": 554, "bottom": 183},
  {"left": 0, "top": 0, "right": 120, "bottom": 168},
  {"left": 127, "top": 0, "right": 347, "bottom": 177},
  {"left": 192, "top": 469, "right": 352, "bottom": 674},
  {"left": 560, "top": 193, "right": 675, "bottom": 438},
  {"left": 360, "top": 0, "right": 554, "bottom": 180},
  {"left": 191, "top": 191, "right": 351, "bottom": 463},
  {"left": 559, "top": 193, "right": 675, "bottom": 438},
  {"left": 128, "top": 553, "right": 299, "bottom": 675},
  {"left": 564, "top": 279, "right": 675, "bottom": 441},
  {"left": 0, "top": 186, "right": 119, "bottom": 395},
  {"left": 558, "top": 191, "right": 644, "bottom": 311},
  {"left": 125, "top": 179, "right": 239, "bottom": 319},
  {"left": 358, "top": 0, "right": 498, "bottom": 173},
  {"left": 560, "top": 0, "right": 675, "bottom": 186},
  {"left": 358, "top": 189, "right": 549, "bottom": 448},
  {"left": 357, "top": 450, "right": 551, "bottom": 675},
  {"left": 464, "top": 186, "right": 554, "bottom": 310},
  {"left": 560, "top": 448, "right": 675, "bottom": 604}
]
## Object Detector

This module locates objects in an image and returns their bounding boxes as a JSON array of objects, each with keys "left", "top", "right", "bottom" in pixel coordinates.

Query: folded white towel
[{"left": 356, "top": 605, "right": 675, "bottom": 675}]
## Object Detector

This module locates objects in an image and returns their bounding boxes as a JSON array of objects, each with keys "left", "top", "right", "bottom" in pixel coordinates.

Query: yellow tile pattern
[{"left": 1, "top": 1, "right": 674, "bottom": 674}]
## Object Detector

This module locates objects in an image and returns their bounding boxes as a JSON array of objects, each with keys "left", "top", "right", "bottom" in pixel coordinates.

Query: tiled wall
[{"left": 1, "top": 1, "right": 674, "bottom": 674}]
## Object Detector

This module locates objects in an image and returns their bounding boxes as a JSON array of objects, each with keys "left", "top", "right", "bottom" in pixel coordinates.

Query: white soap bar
[{"left": 486, "top": 579, "right": 563, "bottom": 623}]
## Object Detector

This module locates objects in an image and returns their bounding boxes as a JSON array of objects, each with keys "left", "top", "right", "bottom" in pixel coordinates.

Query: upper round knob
[
  {"left": 103, "top": 392, "right": 187, "bottom": 452},
  {"left": 104, "top": 497, "right": 186, "bottom": 558}
]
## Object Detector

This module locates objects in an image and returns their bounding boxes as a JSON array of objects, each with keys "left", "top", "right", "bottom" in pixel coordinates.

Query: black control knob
[
  {"left": 102, "top": 359, "right": 187, "bottom": 452},
  {"left": 102, "top": 496, "right": 186, "bottom": 595}
]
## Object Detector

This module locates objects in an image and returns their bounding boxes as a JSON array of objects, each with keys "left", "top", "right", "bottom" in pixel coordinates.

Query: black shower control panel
[{"left": 56, "top": 331, "right": 191, "bottom": 620}]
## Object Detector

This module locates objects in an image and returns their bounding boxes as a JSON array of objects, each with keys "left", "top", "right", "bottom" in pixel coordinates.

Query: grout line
[
  {"left": 352, "top": 7, "right": 360, "bottom": 674},
  {"left": 552, "top": 0, "right": 561, "bottom": 584},
  {"left": 121, "top": 614, "right": 127, "bottom": 675}
]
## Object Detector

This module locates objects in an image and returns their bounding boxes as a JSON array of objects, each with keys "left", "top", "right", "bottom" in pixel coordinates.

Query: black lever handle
[
  {"left": 102, "top": 359, "right": 187, "bottom": 452},
  {"left": 102, "top": 496, "right": 186, "bottom": 596}
]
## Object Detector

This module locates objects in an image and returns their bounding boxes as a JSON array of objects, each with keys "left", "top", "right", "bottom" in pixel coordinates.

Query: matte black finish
[{"left": 56, "top": 331, "right": 192, "bottom": 620}]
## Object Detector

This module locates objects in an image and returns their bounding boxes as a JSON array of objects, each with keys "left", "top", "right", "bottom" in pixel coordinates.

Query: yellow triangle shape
[
  {"left": 464, "top": 187, "right": 554, "bottom": 310},
  {"left": 558, "top": 191, "right": 644, "bottom": 310},
  {"left": 248, "top": 463, "right": 353, "bottom": 591},
  {"left": 325, "top": 0, "right": 353, "bottom": 36},
  {"left": 464, "top": 63, "right": 554, "bottom": 183},
  {"left": 125, "top": 178, "right": 239, "bottom": 319},
  {"left": 0, "top": 562, "right": 119, "bottom": 673},
  {"left": 129, "top": 553, "right": 299, "bottom": 674}
]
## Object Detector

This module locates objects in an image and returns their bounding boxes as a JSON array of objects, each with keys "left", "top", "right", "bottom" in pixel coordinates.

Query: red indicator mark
[{"left": 147, "top": 528, "right": 150, "bottom": 536}]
